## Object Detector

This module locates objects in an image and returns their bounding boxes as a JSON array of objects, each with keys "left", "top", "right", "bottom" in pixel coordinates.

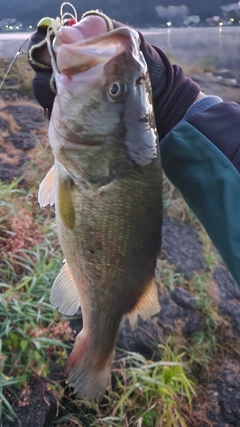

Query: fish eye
[{"left": 108, "top": 81, "right": 127, "bottom": 101}]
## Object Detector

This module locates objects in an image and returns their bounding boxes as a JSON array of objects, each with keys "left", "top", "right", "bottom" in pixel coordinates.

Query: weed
[
  {"left": 54, "top": 349, "right": 195, "bottom": 427},
  {"left": 0, "top": 180, "right": 73, "bottom": 421},
  {"left": 158, "top": 259, "right": 185, "bottom": 291},
  {"left": 0, "top": 56, "right": 33, "bottom": 95}
]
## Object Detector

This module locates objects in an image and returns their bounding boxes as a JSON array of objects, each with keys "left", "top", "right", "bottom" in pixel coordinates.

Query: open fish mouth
[{"left": 47, "top": 21, "right": 140, "bottom": 77}]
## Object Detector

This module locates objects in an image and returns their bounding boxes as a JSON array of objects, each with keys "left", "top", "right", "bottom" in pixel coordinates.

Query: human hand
[
  {"left": 28, "top": 14, "right": 114, "bottom": 118},
  {"left": 28, "top": 18, "right": 56, "bottom": 118}
]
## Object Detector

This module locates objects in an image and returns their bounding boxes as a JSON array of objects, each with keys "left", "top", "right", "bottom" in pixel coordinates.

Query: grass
[
  {"left": 53, "top": 349, "right": 195, "bottom": 427},
  {"left": 0, "top": 178, "right": 194, "bottom": 425},
  {"left": 0, "top": 179, "right": 73, "bottom": 422},
  {"left": 1, "top": 174, "right": 240, "bottom": 426},
  {"left": 0, "top": 60, "right": 240, "bottom": 425},
  {"left": 0, "top": 56, "right": 33, "bottom": 95},
  {"left": 0, "top": 176, "right": 197, "bottom": 426}
]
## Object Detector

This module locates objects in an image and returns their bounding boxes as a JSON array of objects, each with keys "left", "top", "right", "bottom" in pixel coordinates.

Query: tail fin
[{"left": 66, "top": 330, "right": 113, "bottom": 399}]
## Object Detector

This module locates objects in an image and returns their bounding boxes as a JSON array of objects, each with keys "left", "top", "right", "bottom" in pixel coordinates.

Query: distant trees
[
  {"left": 2, "top": 0, "right": 237, "bottom": 27},
  {"left": 189, "top": 0, "right": 222, "bottom": 19}
]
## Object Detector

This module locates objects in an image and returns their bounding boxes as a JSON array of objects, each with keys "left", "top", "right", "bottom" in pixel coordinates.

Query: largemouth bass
[{"left": 39, "top": 21, "right": 162, "bottom": 399}]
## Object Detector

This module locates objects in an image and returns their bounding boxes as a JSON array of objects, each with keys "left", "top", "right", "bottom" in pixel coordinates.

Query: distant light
[
  {"left": 219, "top": 22, "right": 223, "bottom": 26},
  {"left": 230, "top": 18, "right": 234, "bottom": 22},
  {"left": 5, "top": 25, "right": 8, "bottom": 28},
  {"left": 166, "top": 21, "right": 172, "bottom": 27},
  {"left": 29, "top": 25, "right": 32, "bottom": 29},
  {"left": 9, "top": 26, "right": 13, "bottom": 30},
  {"left": 16, "top": 26, "right": 19, "bottom": 29}
]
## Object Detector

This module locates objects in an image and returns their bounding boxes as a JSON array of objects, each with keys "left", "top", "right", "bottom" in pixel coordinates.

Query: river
[{"left": 1, "top": 27, "right": 240, "bottom": 77}]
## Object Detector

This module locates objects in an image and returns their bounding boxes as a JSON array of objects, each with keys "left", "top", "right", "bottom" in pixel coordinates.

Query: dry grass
[
  {"left": 0, "top": 110, "right": 20, "bottom": 133},
  {"left": 163, "top": 175, "right": 201, "bottom": 228},
  {"left": 0, "top": 56, "right": 33, "bottom": 94},
  {"left": 1, "top": 56, "right": 240, "bottom": 427}
]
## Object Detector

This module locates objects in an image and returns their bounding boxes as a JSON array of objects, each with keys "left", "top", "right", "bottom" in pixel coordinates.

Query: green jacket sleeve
[{"left": 161, "top": 97, "right": 240, "bottom": 286}]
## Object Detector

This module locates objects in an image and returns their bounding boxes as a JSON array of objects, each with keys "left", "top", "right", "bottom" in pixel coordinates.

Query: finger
[{"left": 34, "top": 43, "right": 52, "bottom": 67}]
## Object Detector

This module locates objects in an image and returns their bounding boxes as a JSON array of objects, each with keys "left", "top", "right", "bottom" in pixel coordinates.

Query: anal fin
[
  {"left": 38, "top": 165, "right": 55, "bottom": 207},
  {"left": 127, "top": 279, "right": 160, "bottom": 330},
  {"left": 50, "top": 263, "right": 81, "bottom": 315}
]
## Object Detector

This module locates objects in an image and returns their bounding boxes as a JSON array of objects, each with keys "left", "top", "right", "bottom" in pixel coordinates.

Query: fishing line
[
  {"left": 0, "top": 34, "right": 32, "bottom": 91},
  {"left": 0, "top": 3, "right": 78, "bottom": 92},
  {"left": 46, "top": 1, "right": 78, "bottom": 74},
  {"left": 60, "top": 2, "right": 78, "bottom": 25},
  {"left": 46, "top": 22, "right": 61, "bottom": 77}
]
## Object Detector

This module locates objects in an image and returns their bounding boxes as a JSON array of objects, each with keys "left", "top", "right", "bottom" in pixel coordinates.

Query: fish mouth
[{"left": 52, "top": 25, "right": 140, "bottom": 77}]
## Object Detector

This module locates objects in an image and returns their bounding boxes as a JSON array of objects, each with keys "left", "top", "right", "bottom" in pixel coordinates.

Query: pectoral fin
[
  {"left": 38, "top": 165, "right": 55, "bottom": 207},
  {"left": 50, "top": 263, "right": 81, "bottom": 315},
  {"left": 126, "top": 279, "right": 160, "bottom": 330}
]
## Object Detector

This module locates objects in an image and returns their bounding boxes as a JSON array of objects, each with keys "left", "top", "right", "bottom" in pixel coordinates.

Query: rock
[
  {"left": 0, "top": 153, "right": 27, "bottom": 181},
  {"left": 192, "top": 70, "right": 239, "bottom": 88},
  {"left": 6, "top": 132, "right": 36, "bottom": 150},
  {"left": 170, "top": 287, "right": 197, "bottom": 310},
  {"left": 156, "top": 288, "right": 203, "bottom": 337},
  {"left": 162, "top": 215, "right": 206, "bottom": 279},
  {"left": 207, "top": 360, "right": 240, "bottom": 426},
  {"left": 191, "top": 72, "right": 240, "bottom": 102},
  {"left": 212, "top": 69, "right": 236, "bottom": 80},
  {"left": 116, "top": 317, "right": 162, "bottom": 360},
  {"left": 3, "top": 105, "right": 46, "bottom": 132},
  {"left": 2, "top": 378, "right": 57, "bottom": 427},
  {"left": 0, "top": 117, "right": 10, "bottom": 132},
  {"left": 182, "top": 315, "right": 203, "bottom": 336},
  {"left": 213, "top": 266, "right": 240, "bottom": 334}
]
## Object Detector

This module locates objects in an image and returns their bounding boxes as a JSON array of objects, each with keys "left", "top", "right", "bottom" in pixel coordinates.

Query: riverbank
[
  {"left": 1, "top": 26, "right": 240, "bottom": 77},
  {"left": 1, "top": 56, "right": 240, "bottom": 427}
]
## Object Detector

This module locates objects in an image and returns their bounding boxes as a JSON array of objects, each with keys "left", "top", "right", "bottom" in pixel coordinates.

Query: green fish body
[{"left": 39, "top": 26, "right": 162, "bottom": 399}]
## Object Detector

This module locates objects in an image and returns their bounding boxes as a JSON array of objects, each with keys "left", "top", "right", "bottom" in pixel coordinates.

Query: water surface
[{"left": 0, "top": 27, "right": 240, "bottom": 76}]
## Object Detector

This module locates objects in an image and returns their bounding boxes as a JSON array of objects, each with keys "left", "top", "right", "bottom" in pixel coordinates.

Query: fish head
[{"left": 49, "top": 24, "right": 157, "bottom": 169}]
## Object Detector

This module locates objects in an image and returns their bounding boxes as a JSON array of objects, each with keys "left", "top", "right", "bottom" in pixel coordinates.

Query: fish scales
[{"left": 56, "top": 165, "right": 161, "bottom": 307}]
